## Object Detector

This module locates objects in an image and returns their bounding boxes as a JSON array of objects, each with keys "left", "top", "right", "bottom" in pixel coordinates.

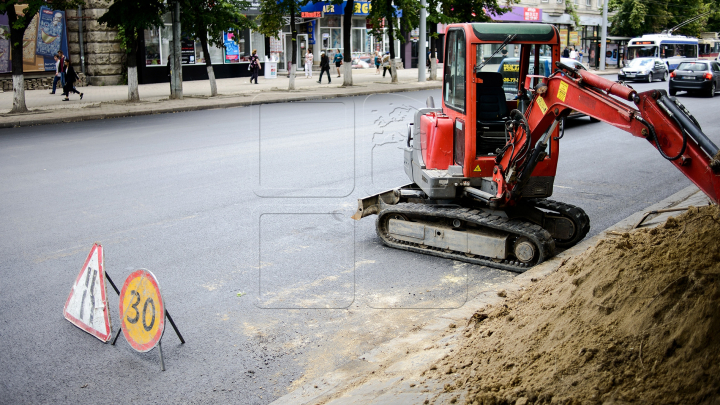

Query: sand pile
[{"left": 426, "top": 205, "right": 720, "bottom": 405}]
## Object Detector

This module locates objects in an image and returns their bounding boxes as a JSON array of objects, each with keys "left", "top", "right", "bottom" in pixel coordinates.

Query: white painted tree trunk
[
  {"left": 342, "top": 62, "right": 353, "bottom": 86},
  {"left": 207, "top": 66, "right": 217, "bottom": 96},
  {"left": 288, "top": 63, "right": 296, "bottom": 90},
  {"left": 11, "top": 74, "right": 27, "bottom": 113},
  {"left": 390, "top": 59, "right": 398, "bottom": 83},
  {"left": 430, "top": 57, "right": 438, "bottom": 80},
  {"left": 128, "top": 66, "right": 140, "bottom": 102}
]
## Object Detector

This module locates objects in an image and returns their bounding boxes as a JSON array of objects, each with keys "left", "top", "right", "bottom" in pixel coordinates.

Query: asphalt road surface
[{"left": 1, "top": 77, "right": 718, "bottom": 404}]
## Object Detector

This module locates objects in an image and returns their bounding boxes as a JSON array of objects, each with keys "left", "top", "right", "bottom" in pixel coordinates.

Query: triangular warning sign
[
  {"left": 474, "top": 165, "right": 482, "bottom": 172},
  {"left": 63, "top": 244, "right": 112, "bottom": 342}
]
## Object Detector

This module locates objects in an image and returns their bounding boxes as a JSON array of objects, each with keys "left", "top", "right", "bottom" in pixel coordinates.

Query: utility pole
[
  {"left": 599, "top": 0, "right": 609, "bottom": 71},
  {"left": 170, "top": 0, "right": 183, "bottom": 99},
  {"left": 418, "top": 0, "right": 426, "bottom": 82}
]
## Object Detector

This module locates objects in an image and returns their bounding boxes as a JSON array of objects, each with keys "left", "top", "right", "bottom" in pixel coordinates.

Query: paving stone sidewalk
[
  {"left": 0, "top": 67, "right": 621, "bottom": 129},
  {"left": 270, "top": 184, "right": 709, "bottom": 405}
]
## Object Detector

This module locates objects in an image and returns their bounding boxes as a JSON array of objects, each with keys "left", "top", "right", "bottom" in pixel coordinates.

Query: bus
[
  {"left": 699, "top": 32, "right": 720, "bottom": 59},
  {"left": 626, "top": 33, "right": 698, "bottom": 71}
]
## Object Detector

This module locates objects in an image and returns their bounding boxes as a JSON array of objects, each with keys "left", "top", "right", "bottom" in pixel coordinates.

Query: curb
[
  {"left": 0, "top": 81, "right": 442, "bottom": 129},
  {"left": 270, "top": 184, "right": 704, "bottom": 405}
]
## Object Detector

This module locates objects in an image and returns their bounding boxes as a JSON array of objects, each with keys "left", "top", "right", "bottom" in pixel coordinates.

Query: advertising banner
[
  {"left": 224, "top": 32, "right": 239, "bottom": 63},
  {"left": 0, "top": 5, "right": 68, "bottom": 74}
]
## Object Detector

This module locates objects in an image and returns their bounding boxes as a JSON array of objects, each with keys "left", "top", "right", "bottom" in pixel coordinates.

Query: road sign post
[
  {"left": 116, "top": 269, "right": 184, "bottom": 370},
  {"left": 63, "top": 244, "right": 112, "bottom": 342}
]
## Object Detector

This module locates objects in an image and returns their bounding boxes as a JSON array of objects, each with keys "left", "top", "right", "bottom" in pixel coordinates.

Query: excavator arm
[{"left": 494, "top": 62, "right": 720, "bottom": 205}]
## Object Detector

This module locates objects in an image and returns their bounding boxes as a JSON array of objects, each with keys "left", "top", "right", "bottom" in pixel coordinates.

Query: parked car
[
  {"left": 352, "top": 56, "right": 372, "bottom": 69},
  {"left": 669, "top": 60, "right": 720, "bottom": 97},
  {"left": 560, "top": 57, "right": 589, "bottom": 71},
  {"left": 618, "top": 57, "right": 668, "bottom": 82}
]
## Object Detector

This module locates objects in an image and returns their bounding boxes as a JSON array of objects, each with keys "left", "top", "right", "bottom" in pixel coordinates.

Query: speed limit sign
[{"left": 119, "top": 269, "right": 165, "bottom": 352}]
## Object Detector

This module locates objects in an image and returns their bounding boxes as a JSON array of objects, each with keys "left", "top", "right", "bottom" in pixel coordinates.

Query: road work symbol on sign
[
  {"left": 119, "top": 269, "right": 165, "bottom": 352},
  {"left": 63, "top": 243, "right": 112, "bottom": 342}
]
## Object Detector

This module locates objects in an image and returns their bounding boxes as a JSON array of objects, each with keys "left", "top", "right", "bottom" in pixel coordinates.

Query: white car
[{"left": 560, "top": 57, "right": 589, "bottom": 71}]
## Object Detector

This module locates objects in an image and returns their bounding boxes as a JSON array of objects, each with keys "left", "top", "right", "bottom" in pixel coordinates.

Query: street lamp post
[
  {"left": 418, "top": 0, "right": 426, "bottom": 82},
  {"left": 599, "top": 0, "right": 609, "bottom": 71}
]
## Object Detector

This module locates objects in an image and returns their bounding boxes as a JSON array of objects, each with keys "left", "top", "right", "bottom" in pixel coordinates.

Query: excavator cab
[{"left": 404, "top": 23, "right": 562, "bottom": 202}]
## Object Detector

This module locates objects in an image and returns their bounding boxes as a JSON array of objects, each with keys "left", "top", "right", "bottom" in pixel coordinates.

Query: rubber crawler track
[
  {"left": 376, "top": 203, "right": 556, "bottom": 273},
  {"left": 530, "top": 199, "right": 590, "bottom": 248}
]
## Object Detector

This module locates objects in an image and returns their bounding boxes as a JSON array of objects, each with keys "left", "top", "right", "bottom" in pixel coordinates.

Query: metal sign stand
[{"left": 105, "top": 271, "right": 185, "bottom": 371}]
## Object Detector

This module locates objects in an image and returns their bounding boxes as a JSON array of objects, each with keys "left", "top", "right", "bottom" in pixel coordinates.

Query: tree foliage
[
  {"left": 180, "top": 0, "right": 254, "bottom": 65},
  {"left": 608, "top": 0, "right": 715, "bottom": 38},
  {"left": 439, "top": 0, "right": 514, "bottom": 24},
  {"left": 98, "top": 0, "right": 166, "bottom": 68}
]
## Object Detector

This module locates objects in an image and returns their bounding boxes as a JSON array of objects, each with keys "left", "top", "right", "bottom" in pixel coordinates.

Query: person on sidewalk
[
  {"left": 50, "top": 54, "right": 61, "bottom": 94},
  {"left": 374, "top": 51, "right": 381, "bottom": 74},
  {"left": 304, "top": 48, "right": 314, "bottom": 79},
  {"left": 61, "top": 60, "right": 82, "bottom": 101},
  {"left": 249, "top": 49, "right": 260, "bottom": 84},
  {"left": 562, "top": 47, "right": 570, "bottom": 58},
  {"left": 569, "top": 47, "right": 578, "bottom": 61},
  {"left": 57, "top": 50, "right": 66, "bottom": 86},
  {"left": 318, "top": 51, "right": 331, "bottom": 84},
  {"left": 382, "top": 52, "right": 391, "bottom": 78},
  {"left": 333, "top": 49, "right": 343, "bottom": 78}
]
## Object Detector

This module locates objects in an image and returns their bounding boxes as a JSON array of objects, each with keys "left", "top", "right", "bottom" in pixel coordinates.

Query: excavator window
[{"left": 444, "top": 29, "right": 466, "bottom": 112}]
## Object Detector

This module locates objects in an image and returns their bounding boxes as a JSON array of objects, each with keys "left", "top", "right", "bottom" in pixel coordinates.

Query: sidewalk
[
  {"left": 270, "top": 184, "right": 710, "bottom": 405},
  {"left": 0, "top": 67, "right": 621, "bottom": 129},
  {"left": 0, "top": 68, "right": 441, "bottom": 128}
]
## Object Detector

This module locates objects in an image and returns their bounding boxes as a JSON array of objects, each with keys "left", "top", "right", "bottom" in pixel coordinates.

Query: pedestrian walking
[
  {"left": 578, "top": 48, "right": 584, "bottom": 62},
  {"left": 318, "top": 51, "right": 331, "bottom": 84},
  {"left": 569, "top": 47, "right": 578, "bottom": 61},
  {"left": 61, "top": 60, "right": 82, "bottom": 101},
  {"left": 333, "top": 49, "right": 343, "bottom": 77},
  {"left": 304, "top": 49, "right": 314, "bottom": 79},
  {"left": 249, "top": 49, "right": 260, "bottom": 84},
  {"left": 57, "top": 50, "right": 66, "bottom": 88},
  {"left": 374, "top": 51, "right": 381, "bottom": 74},
  {"left": 50, "top": 54, "right": 61, "bottom": 94},
  {"left": 382, "top": 52, "right": 391, "bottom": 78}
]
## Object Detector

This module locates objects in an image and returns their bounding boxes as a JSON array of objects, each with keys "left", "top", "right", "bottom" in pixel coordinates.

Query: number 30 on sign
[{"left": 119, "top": 269, "right": 165, "bottom": 352}]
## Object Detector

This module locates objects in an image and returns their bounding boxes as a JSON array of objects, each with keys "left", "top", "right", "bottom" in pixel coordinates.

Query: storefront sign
[
  {"left": 486, "top": 6, "right": 542, "bottom": 22},
  {"left": 181, "top": 38, "right": 195, "bottom": 64},
  {"left": 301, "top": 11, "right": 322, "bottom": 18},
  {"left": 301, "top": 1, "right": 400, "bottom": 17},
  {"left": 569, "top": 31, "right": 579, "bottom": 47},
  {"left": 560, "top": 28, "right": 568, "bottom": 48}
]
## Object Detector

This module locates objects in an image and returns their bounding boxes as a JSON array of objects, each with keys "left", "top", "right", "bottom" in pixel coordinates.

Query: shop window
[
  {"left": 325, "top": 16, "right": 341, "bottom": 28},
  {"left": 352, "top": 18, "right": 366, "bottom": 28},
  {"left": 145, "top": 28, "right": 161, "bottom": 66}
]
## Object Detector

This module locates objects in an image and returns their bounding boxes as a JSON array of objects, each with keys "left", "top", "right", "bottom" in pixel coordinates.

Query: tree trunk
[
  {"left": 8, "top": 6, "right": 28, "bottom": 113},
  {"left": 386, "top": 0, "right": 398, "bottom": 83},
  {"left": 289, "top": 7, "right": 297, "bottom": 90},
  {"left": 342, "top": 0, "right": 354, "bottom": 86},
  {"left": 199, "top": 31, "right": 217, "bottom": 96},
  {"left": 126, "top": 33, "right": 140, "bottom": 102}
]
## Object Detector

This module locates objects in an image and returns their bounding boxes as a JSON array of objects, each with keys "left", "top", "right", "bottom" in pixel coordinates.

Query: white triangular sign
[{"left": 63, "top": 244, "right": 112, "bottom": 342}]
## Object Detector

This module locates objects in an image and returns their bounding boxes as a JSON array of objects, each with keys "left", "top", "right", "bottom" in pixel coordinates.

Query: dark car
[
  {"left": 669, "top": 61, "right": 720, "bottom": 97},
  {"left": 618, "top": 57, "right": 668, "bottom": 82}
]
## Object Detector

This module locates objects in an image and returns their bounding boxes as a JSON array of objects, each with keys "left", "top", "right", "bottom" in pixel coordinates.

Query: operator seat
[{"left": 476, "top": 71, "right": 509, "bottom": 156}]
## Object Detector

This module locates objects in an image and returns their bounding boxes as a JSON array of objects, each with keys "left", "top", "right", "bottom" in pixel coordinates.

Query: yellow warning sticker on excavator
[
  {"left": 557, "top": 81, "right": 569, "bottom": 102},
  {"left": 537, "top": 96, "right": 548, "bottom": 114},
  {"left": 474, "top": 165, "right": 481, "bottom": 172}
]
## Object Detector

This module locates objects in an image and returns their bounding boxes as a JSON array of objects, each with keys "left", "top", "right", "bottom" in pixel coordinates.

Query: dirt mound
[{"left": 426, "top": 205, "right": 720, "bottom": 405}]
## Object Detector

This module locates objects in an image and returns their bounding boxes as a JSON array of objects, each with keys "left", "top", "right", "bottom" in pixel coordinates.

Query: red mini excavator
[{"left": 352, "top": 23, "right": 720, "bottom": 272}]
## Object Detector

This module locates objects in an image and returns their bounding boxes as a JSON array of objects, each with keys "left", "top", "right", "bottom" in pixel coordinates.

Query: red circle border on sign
[{"left": 119, "top": 269, "right": 165, "bottom": 352}]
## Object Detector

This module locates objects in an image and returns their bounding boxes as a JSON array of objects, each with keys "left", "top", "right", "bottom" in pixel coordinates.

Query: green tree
[
  {"left": 257, "top": 0, "right": 309, "bottom": 90},
  {"left": 1, "top": 0, "right": 84, "bottom": 113},
  {"left": 98, "top": 0, "right": 166, "bottom": 102},
  {"left": 440, "top": 0, "right": 513, "bottom": 24},
  {"left": 180, "top": 0, "right": 254, "bottom": 96},
  {"left": 608, "top": 0, "right": 711, "bottom": 38}
]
